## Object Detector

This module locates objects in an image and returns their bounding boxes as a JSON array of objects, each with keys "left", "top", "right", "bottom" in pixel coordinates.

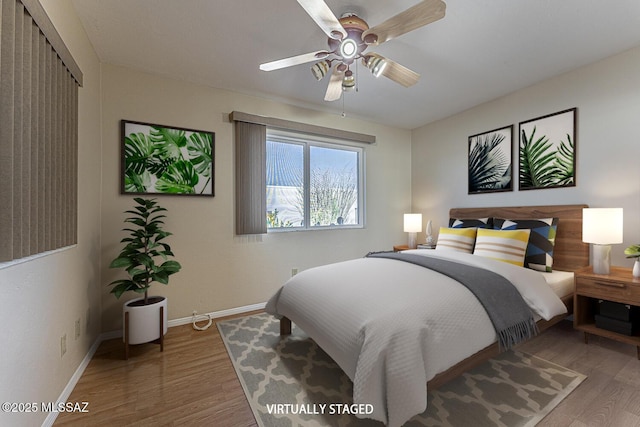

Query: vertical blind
[
  {"left": 0, "top": 0, "right": 82, "bottom": 262},
  {"left": 234, "top": 120, "right": 267, "bottom": 235}
]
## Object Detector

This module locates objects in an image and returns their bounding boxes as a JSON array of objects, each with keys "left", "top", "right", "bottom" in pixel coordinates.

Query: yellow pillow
[
  {"left": 473, "top": 228, "right": 531, "bottom": 267},
  {"left": 435, "top": 227, "right": 477, "bottom": 253}
]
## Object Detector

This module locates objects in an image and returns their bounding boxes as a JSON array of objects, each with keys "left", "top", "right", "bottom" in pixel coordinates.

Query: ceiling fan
[{"left": 259, "top": 0, "right": 446, "bottom": 101}]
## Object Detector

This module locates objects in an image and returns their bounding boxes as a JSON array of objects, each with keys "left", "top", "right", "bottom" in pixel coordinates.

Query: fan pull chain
[{"left": 341, "top": 94, "right": 346, "bottom": 118}]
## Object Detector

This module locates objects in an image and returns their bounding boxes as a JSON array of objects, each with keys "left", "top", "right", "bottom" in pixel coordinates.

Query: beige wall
[
  {"left": 411, "top": 46, "right": 640, "bottom": 268},
  {"left": 0, "top": 1, "right": 102, "bottom": 426},
  {"left": 99, "top": 64, "right": 413, "bottom": 332}
]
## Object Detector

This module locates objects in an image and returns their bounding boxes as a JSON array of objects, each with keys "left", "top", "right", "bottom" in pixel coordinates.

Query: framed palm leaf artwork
[
  {"left": 468, "top": 125, "right": 513, "bottom": 194},
  {"left": 121, "top": 120, "right": 214, "bottom": 196},
  {"left": 519, "top": 108, "right": 576, "bottom": 190}
]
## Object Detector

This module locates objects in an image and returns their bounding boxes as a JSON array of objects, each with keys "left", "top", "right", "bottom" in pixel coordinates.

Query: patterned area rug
[{"left": 217, "top": 313, "right": 585, "bottom": 427}]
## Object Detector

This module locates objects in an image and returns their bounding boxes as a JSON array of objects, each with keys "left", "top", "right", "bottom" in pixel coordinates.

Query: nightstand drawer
[{"left": 576, "top": 276, "right": 640, "bottom": 305}]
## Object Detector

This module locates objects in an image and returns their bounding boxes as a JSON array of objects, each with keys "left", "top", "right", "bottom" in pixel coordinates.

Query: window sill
[{"left": 0, "top": 245, "right": 77, "bottom": 270}]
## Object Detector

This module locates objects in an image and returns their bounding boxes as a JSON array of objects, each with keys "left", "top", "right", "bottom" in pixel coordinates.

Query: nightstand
[{"left": 573, "top": 266, "right": 640, "bottom": 359}]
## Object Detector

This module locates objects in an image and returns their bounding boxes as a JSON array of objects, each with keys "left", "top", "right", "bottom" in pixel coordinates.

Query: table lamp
[
  {"left": 404, "top": 213, "right": 422, "bottom": 249},
  {"left": 582, "top": 208, "right": 623, "bottom": 275}
]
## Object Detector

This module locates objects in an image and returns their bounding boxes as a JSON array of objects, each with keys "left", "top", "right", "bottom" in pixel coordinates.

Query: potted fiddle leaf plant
[{"left": 108, "top": 197, "right": 181, "bottom": 353}]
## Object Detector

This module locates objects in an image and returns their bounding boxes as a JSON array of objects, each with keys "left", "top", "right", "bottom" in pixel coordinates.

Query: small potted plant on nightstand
[
  {"left": 625, "top": 244, "right": 640, "bottom": 278},
  {"left": 108, "top": 197, "right": 181, "bottom": 358}
]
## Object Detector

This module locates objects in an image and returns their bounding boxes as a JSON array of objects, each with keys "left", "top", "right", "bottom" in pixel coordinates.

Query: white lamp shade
[
  {"left": 404, "top": 213, "right": 422, "bottom": 233},
  {"left": 582, "top": 208, "right": 623, "bottom": 244}
]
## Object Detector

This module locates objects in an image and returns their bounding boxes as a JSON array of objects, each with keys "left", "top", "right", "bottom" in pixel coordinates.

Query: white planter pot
[
  {"left": 123, "top": 296, "right": 168, "bottom": 345},
  {"left": 633, "top": 259, "right": 640, "bottom": 278}
]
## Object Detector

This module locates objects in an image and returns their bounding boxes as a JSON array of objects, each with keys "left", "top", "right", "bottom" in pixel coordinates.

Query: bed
[{"left": 265, "top": 205, "right": 589, "bottom": 427}]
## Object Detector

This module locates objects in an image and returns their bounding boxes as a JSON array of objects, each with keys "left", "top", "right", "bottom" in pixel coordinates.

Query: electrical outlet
[
  {"left": 75, "top": 318, "right": 81, "bottom": 340},
  {"left": 192, "top": 310, "right": 198, "bottom": 317},
  {"left": 60, "top": 334, "right": 67, "bottom": 357},
  {"left": 291, "top": 268, "right": 298, "bottom": 277}
]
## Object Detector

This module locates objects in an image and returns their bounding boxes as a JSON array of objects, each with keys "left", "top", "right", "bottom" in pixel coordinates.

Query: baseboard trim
[
  {"left": 41, "top": 336, "right": 103, "bottom": 427},
  {"left": 41, "top": 302, "right": 266, "bottom": 427},
  {"left": 168, "top": 302, "right": 267, "bottom": 327}
]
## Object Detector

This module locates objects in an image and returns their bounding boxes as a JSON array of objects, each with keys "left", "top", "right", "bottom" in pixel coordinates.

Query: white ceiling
[{"left": 71, "top": 0, "right": 640, "bottom": 129}]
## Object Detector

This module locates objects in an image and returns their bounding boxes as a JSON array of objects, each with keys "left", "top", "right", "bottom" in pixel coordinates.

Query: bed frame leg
[{"left": 280, "top": 317, "right": 292, "bottom": 335}]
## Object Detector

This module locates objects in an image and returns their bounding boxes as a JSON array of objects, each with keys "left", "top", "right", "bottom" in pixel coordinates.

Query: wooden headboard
[{"left": 449, "top": 204, "right": 589, "bottom": 272}]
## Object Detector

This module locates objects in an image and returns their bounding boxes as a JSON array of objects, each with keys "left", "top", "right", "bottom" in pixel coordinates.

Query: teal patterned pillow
[{"left": 493, "top": 218, "right": 559, "bottom": 272}]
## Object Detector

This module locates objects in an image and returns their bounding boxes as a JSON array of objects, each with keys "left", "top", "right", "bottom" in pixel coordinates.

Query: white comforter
[{"left": 265, "top": 249, "right": 567, "bottom": 427}]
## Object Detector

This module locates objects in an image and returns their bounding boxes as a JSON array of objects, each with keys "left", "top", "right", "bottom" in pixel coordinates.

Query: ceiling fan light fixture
[
  {"left": 364, "top": 54, "right": 387, "bottom": 78},
  {"left": 311, "top": 60, "right": 330, "bottom": 80},
  {"left": 342, "top": 72, "right": 355, "bottom": 91},
  {"left": 339, "top": 38, "right": 358, "bottom": 59}
]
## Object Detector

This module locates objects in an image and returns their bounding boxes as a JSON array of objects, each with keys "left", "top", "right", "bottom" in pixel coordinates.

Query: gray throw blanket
[{"left": 366, "top": 252, "right": 538, "bottom": 350}]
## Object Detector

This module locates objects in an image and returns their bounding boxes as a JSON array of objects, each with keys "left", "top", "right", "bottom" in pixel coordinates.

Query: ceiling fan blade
[
  {"left": 260, "top": 50, "right": 330, "bottom": 71},
  {"left": 379, "top": 57, "right": 420, "bottom": 87},
  {"left": 362, "top": 0, "right": 446, "bottom": 46},
  {"left": 297, "top": 0, "right": 347, "bottom": 40},
  {"left": 324, "top": 67, "right": 343, "bottom": 101}
]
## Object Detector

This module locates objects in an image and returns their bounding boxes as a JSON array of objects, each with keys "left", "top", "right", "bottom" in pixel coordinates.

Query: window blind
[
  {"left": 0, "top": 0, "right": 82, "bottom": 262},
  {"left": 234, "top": 120, "right": 267, "bottom": 235}
]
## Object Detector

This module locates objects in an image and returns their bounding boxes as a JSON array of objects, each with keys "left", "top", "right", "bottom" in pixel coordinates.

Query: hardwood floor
[
  {"left": 518, "top": 320, "right": 640, "bottom": 427},
  {"left": 55, "top": 315, "right": 640, "bottom": 426},
  {"left": 54, "top": 312, "right": 260, "bottom": 427}
]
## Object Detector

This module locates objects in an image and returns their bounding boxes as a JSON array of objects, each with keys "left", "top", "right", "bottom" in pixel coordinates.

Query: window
[
  {"left": 266, "top": 131, "right": 364, "bottom": 230},
  {"left": 231, "top": 111, "right": 374, "bottom": 235}
]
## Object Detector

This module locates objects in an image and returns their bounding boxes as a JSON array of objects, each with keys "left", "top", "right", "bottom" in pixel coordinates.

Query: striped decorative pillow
[
  {"left": 493, "top": 217, "right": 559, "bottom": 272},
  {"left": 473, "top": 229, "right": 531, "bottom": 267},
  {"left": 435, "top": 227, "right": 477, "bottom": 253}
]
